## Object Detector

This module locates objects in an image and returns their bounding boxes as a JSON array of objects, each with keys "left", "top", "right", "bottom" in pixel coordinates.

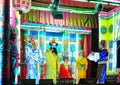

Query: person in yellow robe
[
  {"left": 44, "top": 38, "right": 60, "bottom": 84},
  {"left": 76, "top": 50, "right": 88, "bottom": 83}
]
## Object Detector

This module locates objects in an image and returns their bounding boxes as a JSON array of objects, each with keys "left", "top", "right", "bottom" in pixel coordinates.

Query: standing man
[
  {"left": 88, "top": 40, "right": 108, "bottom": 84},
  {"left": 25, "top": 35, "right": 43, "bottom": 84},
  {"left": 10, "top": 27, "right": 18, "bottom": 84},
  {"left": 96, "top": 40, "right": 108, "bottom": 84},
  {"left": 44, "top": 38, "right": 60, "bottom": 84}
]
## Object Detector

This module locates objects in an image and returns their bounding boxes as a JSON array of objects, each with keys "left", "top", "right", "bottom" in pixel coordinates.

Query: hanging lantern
[{"left": 12, "top": 0, "right": 31, "bottom": 13}]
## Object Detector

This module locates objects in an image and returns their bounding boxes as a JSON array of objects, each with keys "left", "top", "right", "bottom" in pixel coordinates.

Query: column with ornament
[{"left": 11, "top": 0, "right": 31, "bottom": 84}]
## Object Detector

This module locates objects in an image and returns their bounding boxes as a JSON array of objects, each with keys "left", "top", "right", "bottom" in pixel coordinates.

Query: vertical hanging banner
[
  {"left": 12, "top": 0, "right": 31, "bottom": 82},
  {"left": 62, "top": 33, "right": 69, "bottom": 57}
]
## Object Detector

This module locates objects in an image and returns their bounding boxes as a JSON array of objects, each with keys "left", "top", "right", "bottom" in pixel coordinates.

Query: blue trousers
[{"left": 97, "top": 64, "right": 106, "bottom": 83}]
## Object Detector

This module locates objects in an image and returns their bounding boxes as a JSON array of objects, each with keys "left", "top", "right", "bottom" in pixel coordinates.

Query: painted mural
[{"left": 99, "top": 7, "right": 120, "bottom": 75}]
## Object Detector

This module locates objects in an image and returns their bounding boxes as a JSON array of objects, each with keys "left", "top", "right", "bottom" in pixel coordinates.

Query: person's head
[
  {"left": 32, "top": 41, "right": 38, "bottom": 50},
  {"left": 27, "top": 35, "right": 33, "bottom": 43},
  {"left": 27, "top": 35, "right": 37, "bottom": 49},
  {"left": 49, "top": 38, "right": 58, "bottom": 49},
  {"left": 63, "top": 56, "right": 69, "bottom": 63},
  {"left": 49, "top": 38, "right": 58, "bottom": 55},
  {"left": 27, "top": 35, "right": 35, "bottom": 43},
  {"left": 10, "top": 27, "right": 18, "bottom": 40},
  {"left": 99, "top": 40, "right": 106, "bottom": 49}
]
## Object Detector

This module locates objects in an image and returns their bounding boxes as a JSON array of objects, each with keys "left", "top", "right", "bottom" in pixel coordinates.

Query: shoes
[{"left": 96, "top": 82, "right": 104, "bottom": 84}]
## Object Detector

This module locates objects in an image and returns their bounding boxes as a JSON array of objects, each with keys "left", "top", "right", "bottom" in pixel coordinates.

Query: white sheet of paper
[{"left": 87, "top": 52, "right": 99, "bottom": 62}]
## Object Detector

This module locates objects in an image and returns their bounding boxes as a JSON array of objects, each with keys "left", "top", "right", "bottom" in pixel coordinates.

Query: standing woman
[
  {"left": 25, "top": 35, "right": 43, "bottom": 84},
  {"left": 96, "top": 40, "right": 108, "bottom": 84}
]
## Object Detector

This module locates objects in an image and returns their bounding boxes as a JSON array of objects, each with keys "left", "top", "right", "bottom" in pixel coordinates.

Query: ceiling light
[
  {"left": 72, "top": 0, "right": 88, "bottom": 2},
  {"left": 31, "top": 6, "right": 52, "bottom": 11},
  {"left": 89, "top": 1, "right": 108, "bottom": 5},
  {"left": 109, "top": 3, "right": 120, "bottom": 6},
  {"left": 103, "top": 0, "right": 120, "bottom": 3}
]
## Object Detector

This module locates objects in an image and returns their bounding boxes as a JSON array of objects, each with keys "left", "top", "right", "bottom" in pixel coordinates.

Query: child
[{"left": 59, "top": 56, "right": 72, "bottom": 78}]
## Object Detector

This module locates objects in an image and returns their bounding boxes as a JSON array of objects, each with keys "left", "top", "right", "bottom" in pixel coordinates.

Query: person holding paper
[
  {"left": 88, "top": 40, "right": 108, "bottom": 84},
  {"left": 96, "top": 40, "right": 108, "bottom": 84}
]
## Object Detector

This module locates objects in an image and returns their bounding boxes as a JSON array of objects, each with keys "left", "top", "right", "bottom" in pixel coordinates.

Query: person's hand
[{"left": 91, "top": 51, "right": 94, "bottom": 56}]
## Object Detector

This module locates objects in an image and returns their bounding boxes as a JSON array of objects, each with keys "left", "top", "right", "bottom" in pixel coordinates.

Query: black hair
[
  {"left": 10, "top": 27, "right": 17, "bottom": 40},
  {"left": 100, "top": 40, "right": 106, "bottom": 47},
  {"left": 63, "top": 56, "right": 68, "bottom": 60}
]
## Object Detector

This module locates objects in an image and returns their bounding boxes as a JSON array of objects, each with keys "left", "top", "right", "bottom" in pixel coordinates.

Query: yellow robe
[
  {"left": 76, "top": 56, "right": 88, "bottom": 82},
  {"left": 44, "top": 49, "right": 60, "bottom": 84}
]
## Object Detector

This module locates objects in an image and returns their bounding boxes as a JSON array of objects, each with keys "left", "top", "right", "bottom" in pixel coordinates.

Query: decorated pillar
[
  {"left": 62, "top": 33, "right": 69, "bottom": 57},
  {"left": 39, "top": 32, "right": 46, "bottom": 78},
  {"left": 0, "top": 0, "right": 10, "bottom": 85},
  {"left": 12, "top": 0, "right": 31, "bottom": 80}
]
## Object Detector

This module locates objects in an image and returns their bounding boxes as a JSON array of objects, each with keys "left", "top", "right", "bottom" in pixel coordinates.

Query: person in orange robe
[
  {"left": 59, "top": 56, "right": 72, "bottom": 78},
  {"left": 76, "top": 50, "right": 88, "bottom": 83}
]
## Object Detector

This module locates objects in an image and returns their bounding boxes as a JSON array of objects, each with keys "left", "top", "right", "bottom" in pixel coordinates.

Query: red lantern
[{"left": 12, "top": 0, "right": 31, "bottom": 13}]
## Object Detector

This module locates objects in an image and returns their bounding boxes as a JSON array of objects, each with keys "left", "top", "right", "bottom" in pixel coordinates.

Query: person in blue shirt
[{"left": 96, "top": 40, "right": 108, "bottom": 84}]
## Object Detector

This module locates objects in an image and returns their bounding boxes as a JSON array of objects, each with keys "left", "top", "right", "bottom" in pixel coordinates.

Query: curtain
[
  {"left": 21, "top": 10, "right": 98, "bottom": 28},
  {"left": 83, "top": 27, "right": 92, "bottom": 78}
]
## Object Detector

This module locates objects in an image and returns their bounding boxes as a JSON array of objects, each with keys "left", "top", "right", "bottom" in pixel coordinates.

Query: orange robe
[{"left": 76, "top": 56, "right": 88, "bottom": 82}]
